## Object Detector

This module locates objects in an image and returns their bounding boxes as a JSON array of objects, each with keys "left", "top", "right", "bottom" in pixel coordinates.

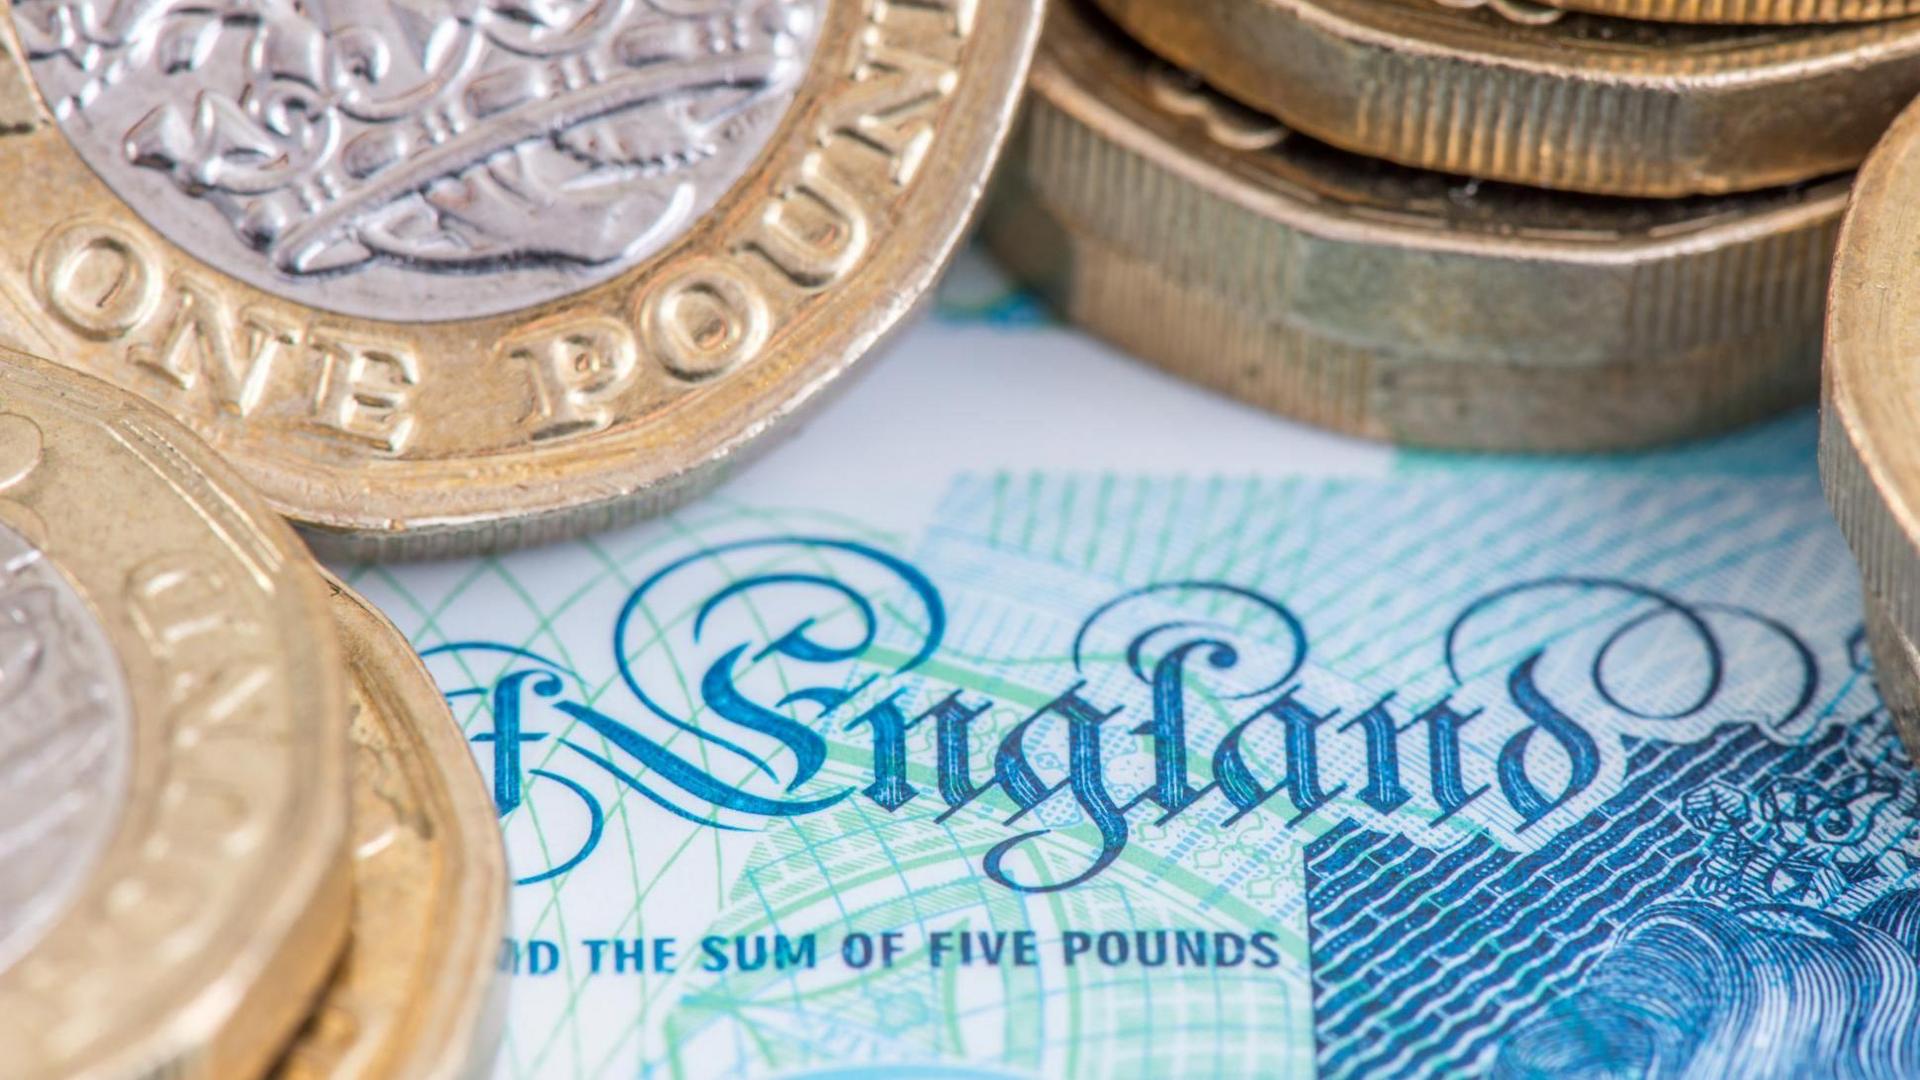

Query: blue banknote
[{"left": 345, "top": 395, "right": 1912, "bottom": 1079}]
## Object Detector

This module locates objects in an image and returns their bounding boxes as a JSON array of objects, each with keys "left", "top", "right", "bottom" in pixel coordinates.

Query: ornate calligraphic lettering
[{"left": 428, "top": 537, "right": 1823, "bottom": 894}]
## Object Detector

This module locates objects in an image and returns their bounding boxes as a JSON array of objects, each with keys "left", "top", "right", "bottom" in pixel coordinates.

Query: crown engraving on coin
[{"left": 9, "top": 0, "right": 823, "bottom": 318}]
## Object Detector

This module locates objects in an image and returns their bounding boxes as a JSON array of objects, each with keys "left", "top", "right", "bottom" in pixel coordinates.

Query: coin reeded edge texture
[
  {"left": 1822, "top": 97, "right": 1920, "bottom": 680},
  {"left": 273, "top": 575, "right": 507, "bottom": 1080},
  {"left": 1093, "top": 0, "right": 1920, "bottom": 196},
  {"left": 0, "top": 0, "right": 1044, "bottom": 560},
  {"left": 985, "top": 0, "right": 1845, "bottom": 452},
  {"left": 1864, "top": 593, "right": 1920, "bottom": 758},
  {"left": 0, "top": 347, "right": 350, "bottom": 1079},
  {"left": 1540, "top": 0, "right": 1920, "bottom": 24}
]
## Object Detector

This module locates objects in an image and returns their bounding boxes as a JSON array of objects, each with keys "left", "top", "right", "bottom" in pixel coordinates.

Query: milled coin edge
[
  {"left": 286, "top": 573, "right": 508, "bottom": 1079},
  {"left": 1820, "top": 95, "right": 1920, "bottom": 666},
  {"left": 1093, "top": 0, "right": 1920, "bottom": 196},
  {"left": 987, "top": 3, "right": 1842, "bottom": 450}
]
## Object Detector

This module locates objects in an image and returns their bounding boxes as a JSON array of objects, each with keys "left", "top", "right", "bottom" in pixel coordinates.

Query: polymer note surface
[{"left": 347, "top": 259, "right": 1905, "bottom": 1079}]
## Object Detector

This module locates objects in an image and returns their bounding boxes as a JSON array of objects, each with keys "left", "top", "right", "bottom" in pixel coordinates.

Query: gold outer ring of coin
[
  {"left": 0, "top": 348, "right": 350, "bottom": 1078},
  {"left": 1536, "top": 0, "right": 1920, "bottom": 25},
  {"left": 1092, "top": 0, "right": 1920, "bottom": 197},
  {"left": 0, "top": 1, "right": 1042, "bottom": 561},
  {"left": 983, "top": 0, "right": 1845, "bottom": 452},
  {"left": 1863, "top": 592, "right": 1920, "bottom": 759},
  {"left": 273, "top": 575, "right": 507, "bottom": 1080},
  {"left": 1822, "top": 97, "right": 1920, "bottom": 686}
]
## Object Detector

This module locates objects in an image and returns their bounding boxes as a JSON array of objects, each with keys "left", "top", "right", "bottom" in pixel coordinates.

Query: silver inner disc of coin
[
  {"left": 10, "top": 0, "right": 824, "bottom": 321},
  {"left": 0, "top": 522, "right": 132, "bottom": 972}
]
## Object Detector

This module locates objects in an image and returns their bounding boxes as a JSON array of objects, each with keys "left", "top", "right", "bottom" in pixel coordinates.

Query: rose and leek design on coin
[{"left": 9, "top": 0, "right": 822, "bottom": 320}]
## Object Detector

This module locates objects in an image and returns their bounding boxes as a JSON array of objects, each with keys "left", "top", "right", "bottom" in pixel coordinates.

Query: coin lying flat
[
  {"left": 1093, "top": 0, "right": 1920, "bottom": 197},
  {"left": 0, "top": 0, "right": 1042, "bottom": 559},
  {"left": 984, "top": 0, "right": 1843, "bottom": 451},
  {"left": 1822, "top": 97, "right": 1920, "bottom": 722},
  {"left": 1537, "top": 0, "right": 1920, "bottom": 24},
  {"left": 274, "top": 576, "right": 506, "bottom": 1080},
  {"left": 0, "top": 348, "right": 349, "bottom": 1078}
]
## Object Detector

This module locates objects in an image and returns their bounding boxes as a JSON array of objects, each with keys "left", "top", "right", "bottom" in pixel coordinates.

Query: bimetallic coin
[
  {"left": 984, "top": 0, "right": 1843, "bottom": 452},
  {"left": 0, "top": 0, "right": 1043, "bottom": 558},
  {"left": 1822, "top": 97, "right": 1920, "bottom": 726},
  {"left": 15, "top": 2, "right": 824, "bottom": 323},
  {"left": 1092, "top": 0, "right": 1920, "bottom": 196},
  {"left": 0, "top": 348, "right": 350, "bottom": 1079},
  {"left": 275, "top": 577, "right": 507, "bottom": 1080},
  {"left": 1538, "top": 0, "right": 1920, "bottom": 24},
  {"left": 0, "top": 516, "right": 129, "bottom": 974}
]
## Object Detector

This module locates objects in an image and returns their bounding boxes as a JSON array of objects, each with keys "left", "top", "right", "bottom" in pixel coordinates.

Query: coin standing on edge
[
  {"left": 0, "top": 0, "right": 1043, "bottom": 559},
  {"left": 1093, "top": 0, "right": 1920, "bottom": 196},
  {"left": 1865, "top": 597, "right": 1920, "bottom": 755},
  {"left": 1822, "top": 96, "right": 1920, "bottom": 759},
  {"left": 985, "top": 0, "right": 1843, "bottom": 452},
  {"left": 273, "top": 576, "right": 507, "bottom": 1080},
  {"left": 0, "top": 348, "right": 350, "bottom": 1078}
]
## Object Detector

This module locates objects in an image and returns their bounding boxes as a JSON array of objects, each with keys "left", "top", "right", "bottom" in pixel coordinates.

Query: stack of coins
[
  {"left": 984, "top": 0, "right": 1920, "bottom": 451},
  {"left": 1822, "top": 98, "right": 1920, "bottom": 756},
  {"left": 0, "top": 0, "right": 1047, "bottom": 1074}
]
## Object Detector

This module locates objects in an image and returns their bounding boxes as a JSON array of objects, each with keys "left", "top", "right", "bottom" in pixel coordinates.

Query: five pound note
[{"left": 350, "top": 395, "right": 1909, "bottom": 1078}]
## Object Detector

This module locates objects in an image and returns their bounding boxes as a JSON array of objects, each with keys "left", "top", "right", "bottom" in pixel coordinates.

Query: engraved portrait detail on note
[{"left": 9, "top": 0, "right": 823, "bottom": 319}]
